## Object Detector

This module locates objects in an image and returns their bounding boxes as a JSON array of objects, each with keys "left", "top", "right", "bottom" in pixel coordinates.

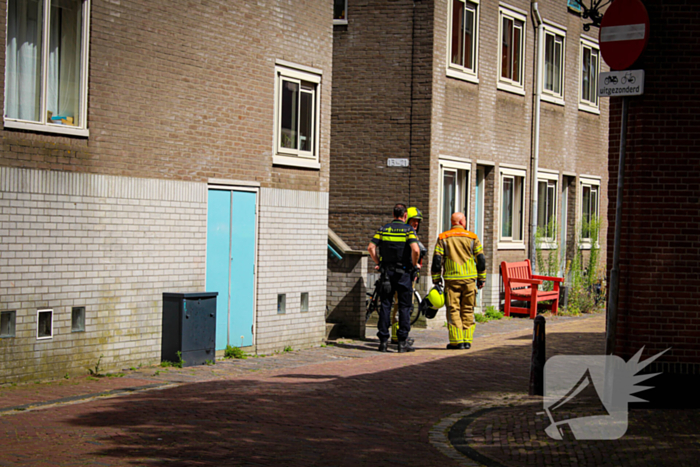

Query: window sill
[
  {"left": 537, "top": 241, "right": 558, "bottom": 250},
  {"left": 333, "top": 19, "right": 348, "bottom": 26},
  {"left": 497, "top": 81, "right": 525, "bottom": 96},
  {"left": 498, "top": 242, "right": 526, "bottom": 250},
  {"left": 541, "top": 93, "right": 565, "bottom": 107},
  {"left": 273, "top": 155, "right": 320, "bottom": 170},
  {"left": 578, "top": 103, "right": 601, "bottom": 115},
  {"left": 578, "top": 241, "right": 600, "bottom": 250},
  {"left": 446, "top": 67, "right": 479, "bottom": 85},
  {"left": 4, "top": 119, "right": 89, "bottom": 137}
]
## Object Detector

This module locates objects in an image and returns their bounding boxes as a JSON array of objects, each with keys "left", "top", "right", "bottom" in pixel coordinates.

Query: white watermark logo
[{"left": 541, "top": 348, "right": 669, "bottom": 440}]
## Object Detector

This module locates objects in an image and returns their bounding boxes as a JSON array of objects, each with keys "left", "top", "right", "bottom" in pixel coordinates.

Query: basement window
[
  {"left": 72, "top": 306, "right": 85, "bottom": 332},
  {"left": 1, "top": 310, "right": 16, "bottom": 338},
  {"left": 37, "top": 309, "right": 53, "bottom": 339},
  {"left": 277, "top": 294, "right": 286, "bottom": 315},
  {"left": 300, "top": 293, "right": 309, "bottom": 313}
]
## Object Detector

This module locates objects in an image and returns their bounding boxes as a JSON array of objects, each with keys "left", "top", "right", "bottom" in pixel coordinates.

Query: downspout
[{"left": 529, "top": 1, "right": 544, "bottom": 270}]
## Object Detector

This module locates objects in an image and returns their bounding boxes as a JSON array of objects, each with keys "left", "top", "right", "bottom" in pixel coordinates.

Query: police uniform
[
  {"left": 431, "top": 226, "right": 486, "bottom": 348},
  {"left": 370, "top": 220, "right": 418, "bottom": 345}
]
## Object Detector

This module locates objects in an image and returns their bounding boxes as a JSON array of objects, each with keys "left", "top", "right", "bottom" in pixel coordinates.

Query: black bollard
[{"left": 529, "top": 315, "right": 546, "bottom": 396}]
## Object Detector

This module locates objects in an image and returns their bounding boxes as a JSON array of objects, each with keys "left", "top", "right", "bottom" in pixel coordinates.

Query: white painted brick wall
[
  {"left": 0, "top": 168, "right": 207, "bottom": 382},
  {"left": 255, "top": 188, "right": 329, "bottom": 354}
]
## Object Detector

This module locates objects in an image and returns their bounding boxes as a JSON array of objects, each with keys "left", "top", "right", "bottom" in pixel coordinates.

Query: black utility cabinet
[{"left": 162, "top": 292, "right": 217, "bottom": 367}]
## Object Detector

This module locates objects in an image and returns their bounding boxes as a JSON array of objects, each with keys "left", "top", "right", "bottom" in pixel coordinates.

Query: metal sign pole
[{"left": 606, "top": 96, "right": 629, "bottom": 355}]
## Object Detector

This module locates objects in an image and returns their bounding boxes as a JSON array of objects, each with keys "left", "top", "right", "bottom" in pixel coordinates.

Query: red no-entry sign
[{"left": 599, "top": 0, "right": 650, "bottom": 70}]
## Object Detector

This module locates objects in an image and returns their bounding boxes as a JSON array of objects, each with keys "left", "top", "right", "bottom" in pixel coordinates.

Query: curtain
[
  {"left": 5, "top": 0, "right": 43, "bottom": 122},
  {"left": 48, "top": 0, "right": 82, "bottom": 125}
]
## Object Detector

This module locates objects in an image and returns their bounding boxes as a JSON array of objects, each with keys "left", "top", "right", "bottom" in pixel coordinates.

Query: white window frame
[
  {"left": 537, "top": 171, "right": 559, "bottom": 248},
  {"left": 333, "top": 0, "right": 347, "bottom": 25},
  {"left": 273, "top": 60, "right": 322, "bottom": 170},
  {"left": 37, "top": 308, "right": 53, "bottom": 340},
  {"left": 579, "top": 176, "right": 601, "bottom": 249},
  {"left": 438, "top": 158, "right": 471, "bottom": 237},
  {"left": 541, "top": 22, "right": 566, "bottom": 105},
  {"left": 497, "top": 5, "right": 527, "bottom": 95},
  {"left": 579, "top": 36, "right": 600, "bottom": 114},
  {"left": 446, "top": 0, "right": 480, "bottom": 84},
  {"left": 4, "top": 0, "right": 91, "bottom": 137},
  {"left": 498, "top": 166, "right": 526, "bottom": 249}
]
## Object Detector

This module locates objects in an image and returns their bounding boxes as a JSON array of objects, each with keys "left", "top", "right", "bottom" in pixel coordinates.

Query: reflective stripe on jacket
[{"left": 432, "top": 227, "right": 485, "bottom": 281}]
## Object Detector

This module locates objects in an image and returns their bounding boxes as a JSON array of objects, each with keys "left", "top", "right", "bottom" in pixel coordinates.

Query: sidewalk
[{"left": 1, "top": 312, "right": 697, "bottom": 466}]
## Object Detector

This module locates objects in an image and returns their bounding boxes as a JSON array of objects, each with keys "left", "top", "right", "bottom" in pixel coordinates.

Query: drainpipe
[{"left": 529, "top": 1, "right": 544, "bottom": 271}]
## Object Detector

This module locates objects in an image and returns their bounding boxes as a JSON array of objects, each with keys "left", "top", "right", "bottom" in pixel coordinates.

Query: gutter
[{"left": 529, "top": 1, "right": 544, "bottom": 270}]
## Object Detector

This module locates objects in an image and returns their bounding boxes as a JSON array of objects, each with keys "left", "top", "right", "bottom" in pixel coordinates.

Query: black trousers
[{"left": 377, "top": 269, "right": 413, "bottom": 342}]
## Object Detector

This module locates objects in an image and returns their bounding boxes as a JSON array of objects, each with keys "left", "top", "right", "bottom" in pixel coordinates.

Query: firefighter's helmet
[
  {"left": 406, "top": 206, "right": 423, "bottom": 222},
  {"left": 421, "top": 284, "right": 444, "bottom": 319}
]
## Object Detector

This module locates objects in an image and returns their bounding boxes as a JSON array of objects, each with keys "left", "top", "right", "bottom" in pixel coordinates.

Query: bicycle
[
  {"left": 621, "top": 72, "right": 636, "bottom": 84},
  {"left": 365, "top": 268, "right": 424, "bottom": 326}
]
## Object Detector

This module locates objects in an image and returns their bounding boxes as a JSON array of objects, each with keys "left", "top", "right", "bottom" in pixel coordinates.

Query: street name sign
[
  {"left": 599, "top": 0, "right": 650, "bottom": 70},
  {"left": 387, "top": 158, "right": 409, "bottom": 167},
  {"left": 598, "top": 70, "right": 645, "bottom": 97}
]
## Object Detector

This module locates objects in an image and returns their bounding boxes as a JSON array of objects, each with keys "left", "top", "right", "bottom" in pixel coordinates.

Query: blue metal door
[{"left": 206, "top": 189, "right": 256, "bottom": 351}]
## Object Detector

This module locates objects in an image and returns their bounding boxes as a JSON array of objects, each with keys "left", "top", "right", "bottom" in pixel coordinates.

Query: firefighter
[
  {"left": 431, "top": 212, "right": 486, "bottom": 350},
  {"left": 368, "top": 203, "right": 420, "bottom": 353},
  {"left": 391, "top": 207, "right": 426, "bottom": 344}
]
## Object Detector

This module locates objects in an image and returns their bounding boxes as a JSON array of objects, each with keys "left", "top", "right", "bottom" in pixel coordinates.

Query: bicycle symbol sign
[{"left": 598, "top": 70, "right": 645, "bottom": 98}]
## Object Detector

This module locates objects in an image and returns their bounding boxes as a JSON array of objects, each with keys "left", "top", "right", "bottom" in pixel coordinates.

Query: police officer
[
  {"left": 391, "top": 207, "right": 427, "bottom": 344},
  {"left": 368, "top": 203, "right": 420, "bottom": 353},
  {"left": 431, "top": 212, "right": 486, "bottom": 350}
]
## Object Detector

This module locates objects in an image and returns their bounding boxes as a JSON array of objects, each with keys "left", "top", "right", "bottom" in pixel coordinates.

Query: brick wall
[
  {"left": 607, "top": 0, "right": 700, "bottom": 370},
  {"left": 0, "top": 0, "right": 332, "bottom": 193},
  {"left": 255, "top": 188, "right": 329, "bottom": 354},
  {"left": 0, "top": 167, "right": 206, "bottom": 381},
  {"left": 327, "top": 252, "right": 368, "bottom": 338}
]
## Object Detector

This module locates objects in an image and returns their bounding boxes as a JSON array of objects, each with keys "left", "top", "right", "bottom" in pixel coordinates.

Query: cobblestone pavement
[{"left": 1, "top": 312, "right": 698, "bottom": 466}]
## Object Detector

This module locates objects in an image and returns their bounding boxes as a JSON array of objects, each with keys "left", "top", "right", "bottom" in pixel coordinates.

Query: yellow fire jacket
[{"left": 432, "top": 227, "right": 486, "bottom": 282}]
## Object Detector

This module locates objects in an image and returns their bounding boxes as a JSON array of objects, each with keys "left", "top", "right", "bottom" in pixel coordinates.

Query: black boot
[
  {"left": 398, "top": 340, "right": 415, "bottom": 353},
  {"left": 446, "top": 343, "right": 466, "bottom": 350},
  {"left": 464, "top": 342, "right": 471, "bottom": 349},
  {"left": 378, "top": 340, "right": 389, "bottom": 352}
]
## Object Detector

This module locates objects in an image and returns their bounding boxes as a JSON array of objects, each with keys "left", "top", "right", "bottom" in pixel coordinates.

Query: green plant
[
  {"left": 534, "top": 220, "right": 563, "bottom": 292},
  {"left": 283, "top": 346, "right": 293, "bottom": 352},
  {"left": 484, "top": 306, "right": 504, "bottom": 321},
  {"left": 205, "top": 360, "right": 214, "bottom": 366},
  {"left": 153, "top": 370, "right": 161, "bottom": 376},
  {"left": 565, "top": 217, "right": 606, "bottom": 315},
  {"left": 224, "top": 345, "right": 248, "bottom": 359},
  {"left": 63, "top": 373, "right": 70, "bottom": 380},
  {"left": 87, "top": 355, "right": 104, "bottom": 377},
  {"left": 161, "top": 351, "right": 185, "bottom": 368}
]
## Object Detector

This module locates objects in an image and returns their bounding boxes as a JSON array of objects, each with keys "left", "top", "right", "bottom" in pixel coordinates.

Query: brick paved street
[{"left": 1, "top": 313, "right": 698, "bottom": 466}]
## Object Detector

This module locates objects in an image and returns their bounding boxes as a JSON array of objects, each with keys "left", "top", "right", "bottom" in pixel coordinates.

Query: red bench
[{"left": 501, "top": 259, "right": 563, "bottom": 319}]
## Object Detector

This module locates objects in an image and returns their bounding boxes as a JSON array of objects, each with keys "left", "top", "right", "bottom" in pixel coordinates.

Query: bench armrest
[
  {"left": 509, "top": 278, "right": 543, "bottom": 285},
  {"left": 532, "top": 275, "right": 564, "bottom": 283}
]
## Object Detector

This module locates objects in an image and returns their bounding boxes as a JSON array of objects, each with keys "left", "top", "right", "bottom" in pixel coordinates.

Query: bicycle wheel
[
  {"left": 410, "top": 289, "right": 423, "bottom": 325},
  {"left": 365, "top": 285, "right": 381, "bottom": 322}
]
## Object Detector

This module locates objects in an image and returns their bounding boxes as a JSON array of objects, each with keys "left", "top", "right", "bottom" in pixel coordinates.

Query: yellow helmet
[
  {"left": 420, "top": 284, "right": 444, "bottom": 319},
  {"left": 406, "top": 206, "right": 423, "bottom": 222}
]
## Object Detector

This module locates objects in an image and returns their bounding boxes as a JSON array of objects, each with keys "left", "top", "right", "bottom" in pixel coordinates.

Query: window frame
[
  {"left": 37, "top": 308, "right": 53, "bottom": 340},
  {"left": 497, "top": 5, "right": 527, "bottom": 95},
  {"left": 498, "top": 166, "right": 526, "bottom": 249},
  {"left": 446, "top": 0, "right": 480, "bottom": 84},
  {"left": 541, "top": 23, "right": 566, "bottom": 105},
  {"left": 273, "top": 61, "right": 322, "bottom": 170},
  {"left": 579, "top": 37, "right": 600, "bottom": 114},
  {"left": 333, "top": 0, "right": 347, "bottom": 25},
  {"left": 579, "top": 177, "right": 601, "bottom": 248},
  {"left": 536, "top": 171, "right": 559, "bottom": 248},
  {"left": 1, "top": 310, "right": 16, "bottom": 338},
  {"left": 4, "top": 0, "right": 91, "bottom": 137},
  {"left": 438, "top": 158, "right": 471, "bottom": 236}
]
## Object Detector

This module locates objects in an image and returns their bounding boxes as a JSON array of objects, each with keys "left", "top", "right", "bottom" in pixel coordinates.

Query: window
[
  {"left": 580, "top": 178, "right": 600, "bottom": 244},
  {"left": 537, "top": 173, "right": 558, "bottom": 244},
  {"left": 274, "top": 61, "right": 322, "bottom": 169},
  {"left": 333, "top": 0, "right": 347, "bottom": 24},
  {"left": 4, "top": 0, "right": 90, "bottom": 137},
  {"left": 500, "top": 167, "right": 525, "bottom": 247},
  {"left": 439, "top": 159, "right": 470, "bottom": 234},
  {"left": 580, "top": 38, "right": 600, "bottom": 113},
  {"left": 567, "top": 0, "right": 582, "bottom": 12},
  {"left": 498, "top": 6, "right": 526, "bottom": 93},
  {"left": 542, "top": 25, "right": 565, "bottom": 103},
  {"left": 71, "top": 306, "right": 85, "bottom": 332},
  {"left": 1, "top": 310, "right": 16, "bottom": 338},
  {"left": 300, "top": 293, "right": 309, "bottom": 313},
  {"left": 37, "top": 308, "right": 53, "bottom": 339},
  {"left": 447, "top": 0, "right": 479, "bottom": 82},
  {"left": 277, "top": 294, "right": 286, "bottom": 315}
]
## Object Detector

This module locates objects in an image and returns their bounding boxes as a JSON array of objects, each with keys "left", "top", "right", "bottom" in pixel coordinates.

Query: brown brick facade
[
  {"left": 0, "top": 0, "right": 332, "bottom": 193},
  {"left": 607, "top": 0, "right": 700, "bottom": 370}
]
